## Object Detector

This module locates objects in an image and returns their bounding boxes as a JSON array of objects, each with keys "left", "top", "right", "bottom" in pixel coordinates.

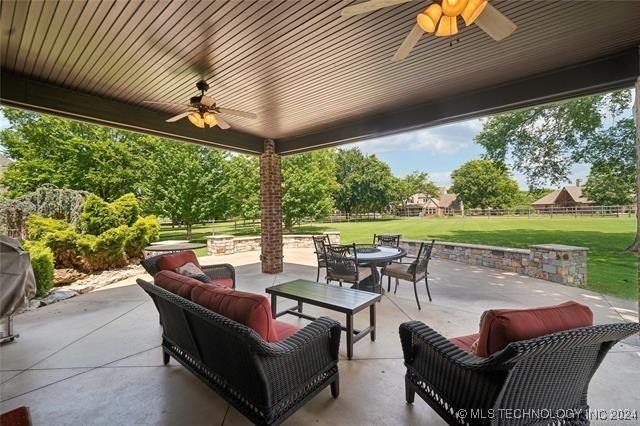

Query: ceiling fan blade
[
  {"left": 474, "top": 3, "right": 517, "bottom": 41},
  {"left": 218, "top": 108, "right": 257, "bottom": 119},
  {"left": 165, "top": 111, "right": 193, "bottom": 123},
  {"left": 214, "top": 113, "right": 231, "bottom": 129},
  {"left": 392, "top": 24, "right": 424, "bottom": 62},
  {"left": 341, "top": 0, "right": 414, "bottom": 17}
]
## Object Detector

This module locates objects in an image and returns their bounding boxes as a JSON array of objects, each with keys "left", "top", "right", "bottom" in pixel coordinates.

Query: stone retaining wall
[
  {"left": 207, "top": 231, "right": 340, "bottom": 256},
  {"left": 400, "top": 240, "right": 588, "bottom": 287}
]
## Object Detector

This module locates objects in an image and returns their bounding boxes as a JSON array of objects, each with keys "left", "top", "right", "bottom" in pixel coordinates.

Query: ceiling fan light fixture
[
  {"left": 442, "top": 0, "right": 468, "bottom": 17},
  {"left": 435, "top": 15, "right": 458, "bottom": 36},
  {"left": 188, "top": 112, "right": 205, "bottom": 128},
  {"left": 461, "top": 0, "right": 487, "bottom": 25},
  {"left": 203, "top": 112, "right": 218, "bottom": 127},
  {"left": 417, "top": 3, "right": 442, "bottom": 33}
]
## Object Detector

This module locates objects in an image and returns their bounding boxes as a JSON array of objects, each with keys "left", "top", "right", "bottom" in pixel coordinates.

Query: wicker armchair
[
  {"left": 399, "top": 320, "right": 640, "bottom": 426},
  {"left": 323, "top": 243, "right": 371, "bottom": 289},
  {"left": 138, "top": 278, "right": 341, "bottom": 426},
  {"left": 141, "top": 253, "right": 236, "bottom": 289},
  {"left": 312, "top": 235, "right": 331, "bottom": 282},
  {"left": 381, "top": 240, "right": 434, "bottom": 309}
]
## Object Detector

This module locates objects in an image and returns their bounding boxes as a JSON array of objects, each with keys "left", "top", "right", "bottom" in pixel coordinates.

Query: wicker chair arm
[
  {"left": 202, "top": 264, "right": 236, "bottom": 287},
  {"left": 400, "top": 321, "right": 504, "bottom": 369},
  {"left": 254, "top": 317, "right": 341, "bottom": 358}
]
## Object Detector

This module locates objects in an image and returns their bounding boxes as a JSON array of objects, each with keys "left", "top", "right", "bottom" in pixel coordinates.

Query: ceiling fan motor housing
[{"left": 196, "top": 80, "right": 210, "bottom": 92}]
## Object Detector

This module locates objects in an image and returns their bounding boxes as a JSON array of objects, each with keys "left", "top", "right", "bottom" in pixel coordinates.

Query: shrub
[
  {"left": 81, "top": 195, "right": 120, "bottom": 235},
  {"left": 111, "top": 193, "right": 141, "bottom": 227},
  {"left": 42, "top": 228, "right": 81, "bottom": 268},
  {"left": 24, "top": 241, "right": 55, "bottom": 296},
  {"left": 26, "top": 215, "right": 72, "bottom": 240},
  {"left": 90, "top": 225, "right": 129, "bottom": 270},
  {"left": 124, "top": 215, "right": 160, "bottom": 258}
]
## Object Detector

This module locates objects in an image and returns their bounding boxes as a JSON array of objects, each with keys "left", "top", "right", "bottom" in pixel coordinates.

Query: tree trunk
[
  {"left": 630, "top": 80, "right": 640, "bottom": 253},
  {"left": 186, "top": 223, "right": 193, "bottom": 241}
]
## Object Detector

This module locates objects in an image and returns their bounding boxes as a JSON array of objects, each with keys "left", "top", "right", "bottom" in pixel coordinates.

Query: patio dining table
[{"left": 348, "top": 245, "right": 406, "bottom": 293}]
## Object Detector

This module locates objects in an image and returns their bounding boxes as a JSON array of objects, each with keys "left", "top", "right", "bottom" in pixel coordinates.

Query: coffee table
[{"left": 266, "top": 279, "right": 381, "bottom": 360}]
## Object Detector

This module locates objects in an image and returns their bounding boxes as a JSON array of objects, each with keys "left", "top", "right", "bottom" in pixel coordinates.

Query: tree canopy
[
  {"left": 475, "top": 90, "right": 634, "bottom": 189},
  {"left": 450, "top": 160, "right": 519, "bottom": 209}
]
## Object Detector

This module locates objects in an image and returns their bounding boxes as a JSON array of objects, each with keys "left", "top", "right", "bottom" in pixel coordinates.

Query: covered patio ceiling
[{"left": 1, "top": 0, "right": 639, "bottom": 155}]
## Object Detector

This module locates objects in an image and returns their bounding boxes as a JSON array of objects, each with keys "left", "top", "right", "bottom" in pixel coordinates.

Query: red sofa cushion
[
  {"left": 191, "top": 284, "right": 280, "bottom": 342},
  {"left": 156, "top": 251, "right": 201, "bottom": 272},
  {"left": 450, "top": 333, "right": 479, "bottom": 353},
  {"left": 274, "top": 321, "right": 301, "bottom": 341},
  {"left": 212, "top": 278, "right": 234, "bottom": 289},
  {"left": 154, "top": 270, "right": 202, "bottom": 300},
  {"left": 475, "top": 301, "right": 593, "bottom": 357}
]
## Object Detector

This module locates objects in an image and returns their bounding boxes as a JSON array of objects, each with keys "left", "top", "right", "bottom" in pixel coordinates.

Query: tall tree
[
  {"left": 142, "top": 141, "right": 228, "bottom": 240},
  {"left": 225, "top": 155, "right": 260, "bottom": 222},
  {"left": 334, "top": 148, "right": 395, "bottom": 215},
  {"left": 393, "top": 171, "right": 439, "bottom": 210},
  {"left": 475, "top": 90, "right": 632, "bottom": 188},
  {"left": 0, "top": 108, "right": 156, "bottom": 200},
  {"left": 450, "top": 160, "right": 519, "bottom": 209},
  {"left": 282, "top": 150, "right": 338, "bottom": 231}
]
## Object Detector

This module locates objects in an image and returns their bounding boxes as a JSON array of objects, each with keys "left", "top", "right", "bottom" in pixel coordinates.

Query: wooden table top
[{"left": 266, "top": 280, "right": 381, "bottom": 314}]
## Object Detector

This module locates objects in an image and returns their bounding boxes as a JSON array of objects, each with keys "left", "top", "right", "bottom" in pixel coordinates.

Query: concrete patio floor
[{"left": 1, "top": 248, "right": 639, "bottom": 425}]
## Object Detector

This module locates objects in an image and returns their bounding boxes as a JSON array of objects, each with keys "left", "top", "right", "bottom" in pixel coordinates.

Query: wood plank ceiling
[{"left": 1, "top": 0, "right": 640, "bottom": 154}]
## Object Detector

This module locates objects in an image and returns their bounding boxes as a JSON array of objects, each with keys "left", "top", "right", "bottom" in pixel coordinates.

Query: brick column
[{"left": 260, "top": 139, "right": 283, "bottom": 273}]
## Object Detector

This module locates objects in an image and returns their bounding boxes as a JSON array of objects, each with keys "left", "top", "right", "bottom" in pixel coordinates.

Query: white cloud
[
  {"left": 428, "top": 170, "right": 453, "bottom": 187},
  {"left": 351, "top": 118, "right": 481, "bottom": 156},
  {"left": 0, "top": 112, "right": 9, "bottom": 130}
]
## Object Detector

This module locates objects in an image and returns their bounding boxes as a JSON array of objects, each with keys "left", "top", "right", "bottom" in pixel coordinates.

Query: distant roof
[
  {"left": 438, "top": 193, "right": 459, "bottom": 209},
  {"left": 532, "top": 186, "right": 592, "bottom": 206},
  {"left": 0, "top": 154, "right": 12, "bottom": 168}
]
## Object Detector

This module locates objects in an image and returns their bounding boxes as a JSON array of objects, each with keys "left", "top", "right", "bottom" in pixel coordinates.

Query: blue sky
[{"left": 0, "top": 111, "right": 589, "bottom": 190}]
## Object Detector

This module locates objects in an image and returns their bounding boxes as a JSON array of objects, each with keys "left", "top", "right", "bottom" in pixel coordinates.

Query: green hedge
[
  {"left": 26, "top": 215, "right": 71, "bottom": 240},
  {"left": 81, "top": 193, "right": 142, "bottom": 235},
  {"left": 25, "top": 241, "right": 55, "bottom": 296},
  {"left": 125, "top": 215, "right": 160, "bottom": 258}
]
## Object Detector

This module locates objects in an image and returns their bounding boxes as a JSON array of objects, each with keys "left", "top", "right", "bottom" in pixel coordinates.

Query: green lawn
[{"left": 159, "top": 216, "right": 638, "bottom": 300}]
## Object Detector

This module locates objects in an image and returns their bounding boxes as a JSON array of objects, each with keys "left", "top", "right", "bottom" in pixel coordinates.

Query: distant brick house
[
  {"left": 531, "top": 180, "right": 593, "bottom": 209},
  {"left": 0, "top": 154, "right": 12, "bottom": 194},
  {"left": 399, "top": 188, "right": 464, "bottom": 216}
]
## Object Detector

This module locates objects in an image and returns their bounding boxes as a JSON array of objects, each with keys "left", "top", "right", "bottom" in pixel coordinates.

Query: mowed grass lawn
[{"left": 160, "top": 216, "right": 637, "bottom": 300}]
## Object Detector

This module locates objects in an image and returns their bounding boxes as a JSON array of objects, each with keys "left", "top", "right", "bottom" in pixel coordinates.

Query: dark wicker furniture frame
[
  {"left": 400, "top": 320, "right": 640, "bottom": 426},
  {"left": 137, "top": 278, "right": 341, "bottom": 426},
  {"left": 140, "top": 253, "right": 236, "bottom": 289},
  {"left": 323, "top": 243, "right": 364, "bottom": 288}
]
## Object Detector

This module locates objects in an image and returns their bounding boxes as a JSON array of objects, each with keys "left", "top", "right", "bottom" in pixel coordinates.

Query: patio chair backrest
[
  {"left": 140, "top": 254, "right": 163, "bottom": 276},
  {"left": 413, "top": 240, "right": 435, "bottom": 279},
  {"left": 373, "top": 234, "right": 401, "bottom": 248},
  {"left": 324, "top": 244, "right": 359, "bottom": 280},
  {"left": 312, "top": 235, "right": 330, "bottom": 262},
  {"left": 137, "top": 278, "right": 277, "bottom": 408}
]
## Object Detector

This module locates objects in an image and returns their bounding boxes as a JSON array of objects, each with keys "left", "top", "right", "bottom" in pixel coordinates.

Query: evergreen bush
[
  {"left": 111, "top": 193, "right": 141, "bottom": 226},
  {"left": 124, "top": 215, "right": 160, "bottom": 258},
  {"left": 24, "top": 241, "right": 55, "bottom": 296},
  {"left": 81, "top": 194, "right": 120, "bottom": 235},
  {"left": 26, "top": 215, "right": 71, "bottom": 240}
]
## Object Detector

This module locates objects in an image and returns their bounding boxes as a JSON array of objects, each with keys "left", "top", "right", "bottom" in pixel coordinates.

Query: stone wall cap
[
  {"left": 529, "top": 244, "right": 589, "bottom": 251},
  {"left": 207, "top": 235, "right": 235, "bottom": 240},
  {"left": 400, "top": 239, "right": 530, "bottom": 254},
  {"left": 322, "top": 231, "right": 340, "bottom": 234},
  {"left": 234, "top": 236, "right": 261, "bottom": 241}
]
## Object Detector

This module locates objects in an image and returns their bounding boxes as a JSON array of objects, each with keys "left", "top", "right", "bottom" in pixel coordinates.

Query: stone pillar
[
  {"left": 260, "top": 139, "right": 283, "bottom": 273},
  {"left": 528, "top": 244, "right": 588, "bottom": 286}
]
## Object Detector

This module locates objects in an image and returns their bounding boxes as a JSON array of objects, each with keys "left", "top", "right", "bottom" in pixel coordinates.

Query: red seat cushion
[
  {"left": 156, "top": 251, "right": 200, "bottom": 272},
  {"left": 274, "top": 320, "right": 301, "bottom": 341},
  {"left": 212, "top": 278, "right": 234, "bottom": 288},
  {"left": 450, "top": 333, "right": 480, "bottom": 353},
  {"left": 154, "top": 270, "right": 202, "bottom": 300},
  {"left": 191, "top": 284, "right": 279, "bottom": 342},
  {"left": 475, "top": 301, "right": 593, "bottom": 357}
]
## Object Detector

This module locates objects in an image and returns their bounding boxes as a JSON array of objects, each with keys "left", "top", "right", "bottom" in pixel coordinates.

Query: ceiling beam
[
  {"left": 276, "top": 48, "right": 640, "bottom": 155},
  {"left": 0, "top": 72, "right": 264, "bottom": 155}
]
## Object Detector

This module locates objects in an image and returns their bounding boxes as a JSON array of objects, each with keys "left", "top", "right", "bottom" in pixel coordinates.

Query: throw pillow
[{"left": 175, "top": 262, "right": 212, "bottom": 284}]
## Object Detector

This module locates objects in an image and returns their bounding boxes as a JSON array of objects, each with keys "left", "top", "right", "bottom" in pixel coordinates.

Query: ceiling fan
[
  {"left": 143, "top": 80, "right": 257, "bottom": 130},
  {"left": 341, "top": 0, "right": 517, "bottom": 61}
]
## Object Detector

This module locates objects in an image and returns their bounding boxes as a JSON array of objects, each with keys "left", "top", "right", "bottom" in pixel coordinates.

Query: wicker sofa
[
  {"left": 141, "top": 252, "right": 236, "bottom": 288},
  {"left": 400, "top": 302, "right": 640, "bottom": 426},
  {"left": 137, "top": 275, "right": 341, "bottom": 426}
]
